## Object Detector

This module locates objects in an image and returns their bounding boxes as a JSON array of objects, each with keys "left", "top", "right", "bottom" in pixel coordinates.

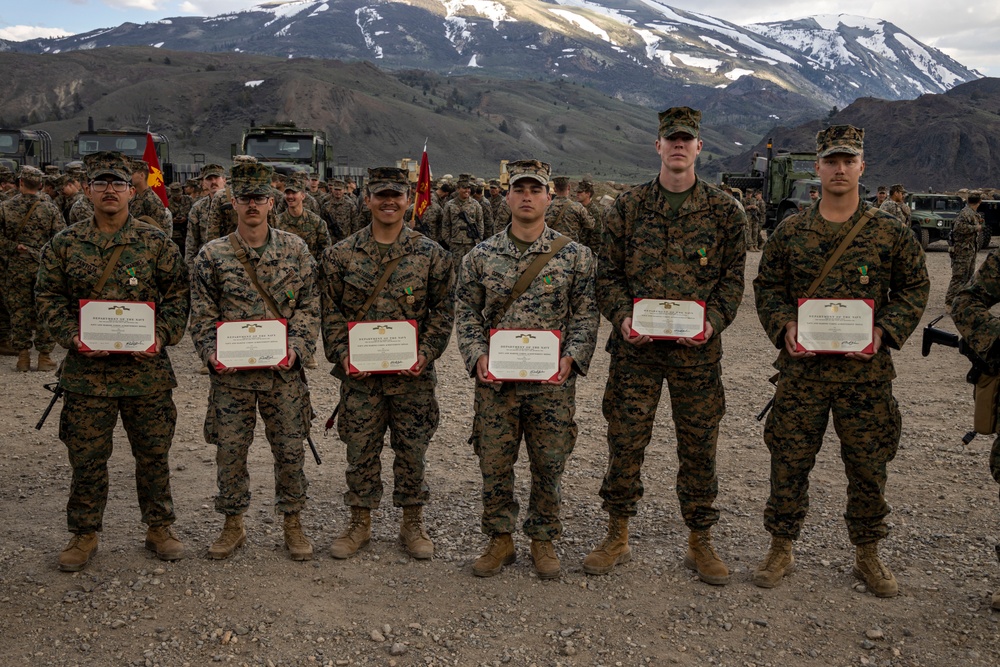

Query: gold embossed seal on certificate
[
  {"left": 215, "top": 319, "right": 289, "bottom": 370},
  {"left": 795, "top": 298, "right": 875, "bottom": 354},
  {"left": 78, "top": 299, "right": 157, "bottom": 353},
  {"left": 347, "top": 319, "right": 419, "bottom": 374},
  {"left": 630, "top": 298, "right": 706, "bottom": 340},
  {"left": 486, "top": 329, "right": 561, "bottom": 382}
]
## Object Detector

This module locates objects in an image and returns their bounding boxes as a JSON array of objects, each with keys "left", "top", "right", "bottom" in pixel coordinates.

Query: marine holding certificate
[
  {"left": 455, "top": 159, "right": 598, "bottom": 581},
  {"left": 752, "top": 125, "right": 929, "bottom": 598},
  {"left": 319, "top": 167, "right": 455, "bottom": 562},
  {"left": 35, "top": 151, "right": 190, "bottom": 572},
  {"left": 584, "top": 107, "right": 746, "bottom": 588},
  {"left": 189, "top": 160, "right": 320, "bottom": 563}
]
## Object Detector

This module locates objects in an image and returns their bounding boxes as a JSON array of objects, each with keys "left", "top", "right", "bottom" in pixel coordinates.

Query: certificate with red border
[
  {"left": 487, "top": 329, "right": 561, "bottom": 382},
  {"left": 78, "top": 299, "right": 156, "bottom": 353},
  {"left": 215, "top": 319, "right": 289, "bottom": 370},
  {"left": 630, "top": 298, "right": 706, "bottom": 340},
  {"left": 796, "top": 298, "right": 875, "bottom": 354},
  {"left": 348, "top": 320, "right": 419, "bottom": 374}
]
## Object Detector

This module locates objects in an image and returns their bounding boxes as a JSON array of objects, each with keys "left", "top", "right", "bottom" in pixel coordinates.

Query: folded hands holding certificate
[
  {"left": 345, "top": 320, "right": 420, "bottom": 377},
  {"left": 214, "top": 318, "right": 290, "bottom": 371},
  {"left": 794, "top": 299, "right": 875, "bottom": 354}
]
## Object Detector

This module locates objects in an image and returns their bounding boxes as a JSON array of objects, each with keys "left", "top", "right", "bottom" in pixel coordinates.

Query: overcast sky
[{"left": 1, "top": 1, "right": 997, "bottom": 75}]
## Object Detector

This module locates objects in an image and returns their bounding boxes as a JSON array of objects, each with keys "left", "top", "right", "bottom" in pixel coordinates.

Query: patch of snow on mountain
[
  {"left": 245, "top": 80, "right": 264, "bottom": 87},
  {"left": 855, "top": 29, "right": 897, "bottom": 62},
  {"left": 700, "top": 35, "right": 737, "bottom": 54},
  {"left": 751, "top": 24, "right": 855, "bottom": 69},
  {"left": 673, "top": 52, "right": 722, "bottom": 72},
  {"left": 152, "top": 42, "right": 164, "bottom": 48},
  {"left": 251, "top": 0, "right": 314, "bottom": 28},
  {"left": 645, "top": 22, "right": 677, "bottom": 33},
  {"left": 468, "top": 54, "right": 480, "bottom": 67},
  {"left": 725, "top": 67, "right": 754, "bottom": 81},
  {"left": 355, "top": 7, "right": 384, "bottom": 59},
  {"left": 309, "top": 3, "right": 329, "bottom": 17},
  {"left": 443, "top": 1, "right": 514, "bottom": 29},
  {"left": 640, "top": 1, "right": 797, "bottom": 65},
  {"left": 275, "top": 24, "right": 294, "bottom": 37},
  {"left": 549, "top": 9, "right": 615, "bottom": 44},
  {"left": 894, "top": 32, "right": 962, "bottom": 88},
  {"left": 444, "top": 16, "right": 472, "bottom": 54}
]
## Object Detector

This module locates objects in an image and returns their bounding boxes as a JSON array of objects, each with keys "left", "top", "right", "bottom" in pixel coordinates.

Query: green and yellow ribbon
[
  {"left": 859, "top": 266, "right": 868, "bottom": 277},
  {"left": 405, "top": 286, "right": 414, "bottom": 295},
  {"left": 697, "top": 248, "right": 707, "bottom": 258},
  {"left": 286, "top": 289, "right": 295, "bottom": 300},
  {"left": 126, "top": 267, "right": 136, "bottom": 278},
  {"left": 544, "top": 275, "right": 553, "bottom": 285}
]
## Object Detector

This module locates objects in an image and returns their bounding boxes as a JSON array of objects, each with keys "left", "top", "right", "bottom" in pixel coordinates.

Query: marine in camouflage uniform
[
  {"left": 320, "top": 167, "right": 455, "bottom": 561},
  {"left": 585, "top": 107, "right": 746, "bottom": 586},
  {"left": 945, "top": 194, "right": 985, "bottom": 308},
  {"left": 184, "top": 164, "right": 227, "bottom": 266},
  {"left": 321, "top": 179, "right": 360, "bottom": 244},
  {"left": 441, "top": 175, "right": 484, "bottom": 258},
  {"left": 545, "top": 176, "right": 597, "bottom": 249},
  {"left": 69, "top": 193, "right": 95, "bottom": 225},
  {"left": 456, "top": 159, "right": 599, "bottom": 579},
  {"left": 0, "top": 167, "right": 14, "bottom": 354},
  {"left": 129, "top": 159, "right": 172, "bottom": 236},
  {"left": 35, "top": 151, "right": 190, "bottom": 571},
  {"left": 743, "top": 189, "right": 761, "bottom": 251},
  {"left": 951, "top": 248, "right": 1000, "bottom": 612},
  {"left": 189, "top": 162, "right": 318, "bottom": 561},
  {"left": 0, "top": 166, "right": 64, "bottom": 370},
  {"left": 408, "top": 199, "right": 444, "bottom": 245},
  {"left": 879, "top": 183, "right": 911, "bottom": 226},
  {"left": 167, "top": 182, "right": 193, "bottom": 256},
  {"left": 274, "top": 174, "right": 332, "bottom": 260},
  {"left": 752, "top": 125, "right": 929, "bottom": 597},
  {"left": 59, "top": 174, "right": 87, "bottom": 224},
  {"left": 575, "top": 179, "right": 604, "bottom": 254},
  {"left": 472, "top": 182, "right": 496, "bottom": 238}
]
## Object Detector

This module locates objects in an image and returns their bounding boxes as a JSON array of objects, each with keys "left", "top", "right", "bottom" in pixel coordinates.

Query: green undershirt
[
  {"left": 507, "top": 229, "right": 534, "bottom": 256},
  {"left": 659, "top": 182, "right": 696, "bottom": 212}
]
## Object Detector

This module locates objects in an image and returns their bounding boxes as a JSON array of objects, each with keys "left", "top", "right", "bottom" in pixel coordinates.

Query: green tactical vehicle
[
  {"left": 906, "top": 194, "right": 965, "bottom": 249},
  {"left": 235, "top": 122, "right": 333, "bottom": 179},
  {"left": 720, "top": 138, "right": 817, "bottom": 229},
  {"left": 0, "top": 128, "right": 53, "bottom": 170}
]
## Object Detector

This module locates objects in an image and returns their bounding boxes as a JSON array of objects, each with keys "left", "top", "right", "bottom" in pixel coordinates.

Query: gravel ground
[{"left": 1, "top": 243, "right": 999, "bottom": 667}]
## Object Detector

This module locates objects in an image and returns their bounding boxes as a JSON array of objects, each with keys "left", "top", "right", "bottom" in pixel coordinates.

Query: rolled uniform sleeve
[{"left": 953, "top": 251, "right": 1000, "bottom": 356}]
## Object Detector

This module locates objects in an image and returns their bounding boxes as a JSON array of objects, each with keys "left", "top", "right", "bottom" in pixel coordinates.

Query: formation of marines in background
[{"left": 4, "top": 104, "right": 1000, "bottom": 611}]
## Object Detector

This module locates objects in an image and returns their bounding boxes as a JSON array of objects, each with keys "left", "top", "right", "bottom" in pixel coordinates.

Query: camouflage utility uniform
[
  {"left": 456, "top": 225, "right": 599, "bottom": 540},
  {"left": 321, "top": 196, "right": 359, "bottom": 244},
  {"left": 167, "top": 190, "right": 193, "bottom": 255},
  {"left": 945, "top": 204, "right": 984, "bottom": 307},
  {"left": 442, "top": 197, "right": 484, "bottom": 259},
  {"left": 879, "top": 199, "right": 910, "bottom": 227},
  {"left": 0, "top": 191, "right": 64, "bottom": 354},
  {"left": 753, "top": 201, "right": 928, "bottom": 545},
  {"left": 275, "top": 208, "right": 332, "bottom": 260},
  {"left": 190, "top": 229, "right": 319, "bottom": 516},
  {"left": 69, "top": 195, "right": 94, "bottom": 225},
  {"left": 186, "top": 189, "right": 238, "bottom": 266},
  {"left": 320, "top": 225, "right": 455, "bottom": 510},
  {"left": 130, "top": 186, "right": 171, "bottom": 235},
  {"left": 597, "top": 177, "right": 746, "bottom": 529},
  {"left": 545, "top": 195, "right": 597, "bottom": 249},
  {"left": 36, "top": 214, "right": 190, "bottom": 535}
]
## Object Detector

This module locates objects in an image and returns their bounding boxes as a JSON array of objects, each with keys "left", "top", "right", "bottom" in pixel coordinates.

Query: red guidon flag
[
  {"left": 414, "top": 143, "right": 431, "bottom": 221},
  {"left": 143, "top": 132, "right": 168, "bottom": 207}
]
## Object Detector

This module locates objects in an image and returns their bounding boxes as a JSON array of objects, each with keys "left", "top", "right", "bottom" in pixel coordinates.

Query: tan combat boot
[
  {"left": 853, "top": 542, "right": 899, "bottom": 598},
  {"left": 58, "top": 532, "right": 99, "bottom": 572},
  {"left": 145, "top": 525, "right": 185, "bottom": 561},
  {"left": 330, "top": 507, "right": 371, "bottom": 559},
  {"left": 530, "top": 540, "right": 561, "bottom": 580},
  {"left": 208, "top": 514, "right": 246, "bottom": 559},
  {"left": 36, "top": 353, "right": 57, "bottom": 372},
  {"left": 400, "top": 506, "right": 434, "bottom": 560},
  {"left": 15, "top": 349, "right": 30, "bottom": 372},
  {"left": 472, "top": 533, "right": 516, "bottom": 577},
  {"left": 583, "top": 514, "right": 632, "bottom": 575},
  {"left": 684, "top": 530, "right": 730, "bottom": 585},
  {"left": 283, "top": 512, "right": 313, "bottom": 561},
  {"left": 753, "top": 536, "right": 795, "bottom": 588}
]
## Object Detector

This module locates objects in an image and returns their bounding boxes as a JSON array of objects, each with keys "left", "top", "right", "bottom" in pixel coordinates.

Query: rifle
[
  {"left": 458, "top": 210, "right": 481, "bottom": 243},
  {"left": 306, "top": 435, "right": 321, "bottom": 465},
  {"left": 921, "top": 314, "right": 1000, "bottom": 444},
  {"left": 35, "top": 382, "right": 65, "bottom": 430}
]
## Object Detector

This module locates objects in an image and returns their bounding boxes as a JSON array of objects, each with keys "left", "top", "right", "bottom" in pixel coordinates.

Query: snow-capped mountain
[{"left": 10, "top": 1, "right": 979, "bottom": 123}]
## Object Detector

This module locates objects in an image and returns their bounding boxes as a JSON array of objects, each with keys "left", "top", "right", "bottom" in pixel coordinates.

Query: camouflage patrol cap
[
  {"left": 457, "top": 173, "right": 472, "bottom": 187},
  {"left": 330, "top": 179, "right": 346, "bottom": 189},
  {"left": 168, "top": 182, "right": 182, "bottom": 192},
  {"left": 84, "top": 151, "right": 132, "bottom": 181},
  {"left": 19, "top": 165, "right": 44, "bottom": 180},
  {"left": 283, "top": 173, "right": 307, "bottom": 192},
  {"left": 232, "top": 155, "right": 258, "bottom": 166},
  {"left": 129, "top": 158, "right": 150, "bottom": 173},
  {"left": 44, "top": 165, "right": 61, "bottom": 176},
  {"left": 889, "top": 183, "right": 906, "bottom": 195},
  {"left": 366, "top": 167, "right": 410, "bottom": 195},
  {"left": 0, "top": 166, "right": 13, "bottom": 183},
  {"left": 576, "top": 180, "right": 594, "bottom": 193},
  {"left": 816, "top": 124, "right": 864, "bottom": 158},
  {"left": 551, "top": 176, "right": 570, "bottom": 190},
  {"left": 877, "top": 185, "right": 888, "bottom": 194},
  {"left": 488, "top": 179, "right": 500, "bottom": 187},
  {"left": 658, "top": 106, "right": 701, "bottom": 138},
  {"left": 229, "top": 162, "right": 274, "bottom": 196},
  {"left": 200, "top": 164, "right": 225, "bottom": 178},
  {"left": 507, "top": 159, "right": 551, "bottom": 186}
]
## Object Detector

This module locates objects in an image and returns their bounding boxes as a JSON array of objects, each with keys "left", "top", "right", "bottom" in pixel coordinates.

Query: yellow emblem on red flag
[{"left": 143, "top": 132, "right": 169, "bottom": 207}]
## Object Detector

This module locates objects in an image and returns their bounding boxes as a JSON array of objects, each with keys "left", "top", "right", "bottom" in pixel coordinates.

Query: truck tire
[{"left": 918, "top": 227, "right": 930, "bottom": 250}]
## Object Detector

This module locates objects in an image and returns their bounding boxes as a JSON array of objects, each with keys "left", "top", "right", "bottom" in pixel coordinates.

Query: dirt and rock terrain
[{"left": 1, "top": 246, "right": 999, "bottom": 667}]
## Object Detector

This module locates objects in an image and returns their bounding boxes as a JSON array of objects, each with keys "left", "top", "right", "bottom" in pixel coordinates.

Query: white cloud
[
  {"left": 101, "top": 0, "right": 169, "bottom": 10},
  {"left": 0, "top": 25, "right": 74, "bottom": 41}
]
